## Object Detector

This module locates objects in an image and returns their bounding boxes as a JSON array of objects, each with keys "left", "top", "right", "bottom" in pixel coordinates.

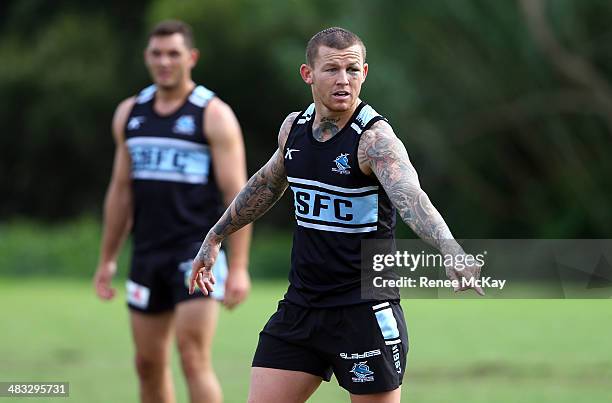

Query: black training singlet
[
  {"left": 125, "top": 85, "right": 224, "bottom": 253},
  {"left": 283, "top": 101, "right": 396, "bottom": 307}
]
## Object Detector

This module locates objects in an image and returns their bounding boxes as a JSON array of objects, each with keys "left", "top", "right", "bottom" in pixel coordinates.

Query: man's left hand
[{"left": 223, "top": 267, "right": 251, "bottom": 309}]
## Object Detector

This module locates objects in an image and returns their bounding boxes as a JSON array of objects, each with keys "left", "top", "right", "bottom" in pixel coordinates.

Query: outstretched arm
[
  {"left": 358, "top": 120, "right": 483, "bottom": 295},
  {"left": 189, "top": 112, "right": 299, "bottom": 294}
]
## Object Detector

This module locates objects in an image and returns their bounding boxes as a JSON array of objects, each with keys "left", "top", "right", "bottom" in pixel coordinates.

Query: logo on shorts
[
  {"left": 392, "top": 344, "right": 402, "bottom": 374},
  {"left": 126, "top": 280, "right": 151, "bottom": 309},
  {"left": 350, "top": 361, "right": 374, "bottom": 382},
  {"left": 332, "top": 153, "right": 351, "bottom": 175},
  {"left": 173, "top": 115, "right": 196, "bottom": 135},
  {"left": 340, "top": 349, "right": 381, "bottom": 360},
  {"left": 178, "top": 259, "right": 194, "bottom": 289}
]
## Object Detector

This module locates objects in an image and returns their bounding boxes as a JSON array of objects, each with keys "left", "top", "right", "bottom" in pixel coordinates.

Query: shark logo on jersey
[
  {"left": 127, "top": 116, "right": 146, "bottom": 131},
  {"left": 173, "top": 115, "right": 196, "bottom": 135},
  {"left": 350, "top": 362, "right": 374, "bottom": 382},
  {"left": 332, "top": 153, "right": 351, "bottom": 175}
]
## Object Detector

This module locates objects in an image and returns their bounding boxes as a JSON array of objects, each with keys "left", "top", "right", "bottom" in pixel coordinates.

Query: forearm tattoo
[
  {"left": 313, "top": 117, "right": 340, "bottom": 142},
  {"left": 358, "top": 122, "right": 462, "bottom": 256},
  {"left": 212, "top": 150, "right": 287, "bottom": 239}
]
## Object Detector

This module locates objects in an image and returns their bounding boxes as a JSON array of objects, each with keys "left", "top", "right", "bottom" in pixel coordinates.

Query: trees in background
[{"left": 1, "top": 0, "right": 611, "bottom": 236}]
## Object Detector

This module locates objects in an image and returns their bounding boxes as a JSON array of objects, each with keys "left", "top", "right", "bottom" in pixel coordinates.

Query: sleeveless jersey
[
  {"left": 124, "top": 85, "right": 224, "bottom": 253},
  {"left": 283, "top": 101, "right": 396, "bottom": 307}
]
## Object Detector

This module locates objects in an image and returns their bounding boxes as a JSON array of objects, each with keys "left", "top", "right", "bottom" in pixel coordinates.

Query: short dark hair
[
  {"left": 148, "top": 20, "right": 195, "bottom": 49},
  {"left": 306, "top": 27, "right": 366, "bottom": 66}
]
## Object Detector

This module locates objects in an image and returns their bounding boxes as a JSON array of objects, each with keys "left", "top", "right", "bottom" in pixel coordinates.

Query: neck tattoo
[{"left": 313, "top": 117, "right": 340, "bottom": 142}]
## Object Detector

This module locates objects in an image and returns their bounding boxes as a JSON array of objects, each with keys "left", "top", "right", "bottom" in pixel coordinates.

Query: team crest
[
  {"left": 173, "top": 115, "right": 196, "bottom": 135},
  {"left": 332, "top": 153, "right": 351, "bottom": 175},
  {"left": 350, "top": 361, "right": 375, "bottom": 382}
]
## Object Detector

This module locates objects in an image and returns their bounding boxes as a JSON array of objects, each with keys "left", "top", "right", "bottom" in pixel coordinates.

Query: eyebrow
[
  {"left": 149, "top": 47, "right": 182, "bottom": 53},
  {"left": 320, "top": 60, "right": 361, "bottom": 67}
]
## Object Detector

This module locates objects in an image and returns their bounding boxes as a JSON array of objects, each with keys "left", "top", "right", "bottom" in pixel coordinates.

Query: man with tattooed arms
[{"left": 189, "top": 27, "right": 483, "bottom": 403}]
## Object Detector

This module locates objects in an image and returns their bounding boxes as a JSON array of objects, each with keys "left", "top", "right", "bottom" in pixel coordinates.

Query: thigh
[
  {"left": 248, "top": 367, "right": 322, "bottom": 403},
  {"left": 129, "top": 310, "right": 175, "bottom": 361},
  {"left": 174, "top": 298, "right": 219, "bottom": 355},
  {"left": 253, "top": 332, "right": 333, "bottom": 381},
  {"left": 350, "top": 387, "right": 401, "bottom": 403}
]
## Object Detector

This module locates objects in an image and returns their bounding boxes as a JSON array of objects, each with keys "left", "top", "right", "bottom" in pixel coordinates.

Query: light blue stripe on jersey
[
  {"left": 189, "top": 85, "right": 215, "bottom": 107},
  {"left": 290, "top": 186, "right": 378, "bottom": 225},
  {"left": 355, "top": 104, "right": 381, "bottom": 128},
  {"left": 375, "top": 307, "right": 400, "bottom": 340},
  {"left": 137, "top": 85, "right": 156, "bottom": 104},
  {"left": 295, "top": 220, "right": 377, "bottom": 233},
  {"left": 296, "top": 103, "right": 315, "bottom": 125},
  {"left": 287, "top": 176, "right": 378, "bottom": 194},
  {"left": 126, "top": 137, "right": 210, "bottom": 184}
]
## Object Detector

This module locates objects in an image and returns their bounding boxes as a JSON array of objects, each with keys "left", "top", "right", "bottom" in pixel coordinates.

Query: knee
[
  {"left": 134, "top": 354, "right": 166, "bottom": 382},
  {"left": 177, "top": 338, "right": 211, "bottom": 379}
]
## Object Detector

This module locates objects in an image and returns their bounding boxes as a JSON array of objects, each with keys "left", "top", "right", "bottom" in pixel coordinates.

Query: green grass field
[{"left": 0, "top": 278, "right": 611, "bottom": 402}]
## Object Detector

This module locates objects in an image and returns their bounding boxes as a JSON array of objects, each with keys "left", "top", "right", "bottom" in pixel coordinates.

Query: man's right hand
[
  {"left": 445, "top": 259, "right": 485, "bottom": 296},
  {"left": 189, "top": 233, "right": 221, "bottom": 295},
  {"left": 94, "top": 261, "right": 117, "bottom": 300}
]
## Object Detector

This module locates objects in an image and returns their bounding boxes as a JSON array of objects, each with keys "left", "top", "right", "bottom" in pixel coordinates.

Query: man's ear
[
  {"left": 189, "top": 48, "right": 200, "bottom": 68},
  {"left": 300, "top": 64, "right": 313, "bottom": 85}
]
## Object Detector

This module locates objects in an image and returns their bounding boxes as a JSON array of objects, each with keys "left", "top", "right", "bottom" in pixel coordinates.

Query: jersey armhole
[
  {"left": 200, "top": 95, "right": 219, "bottom": 145},
  {"left": 283, "top": 110, "right": 303, "bottom": 152},
  {"left": 120, "top": 98, "right": 139, "bottom": 140},
  {"left": 354, "top": 116, "right": 389, "bottom": 182},
  {"left": 362, "top": 116, "right": 387, "bottom": 132}
]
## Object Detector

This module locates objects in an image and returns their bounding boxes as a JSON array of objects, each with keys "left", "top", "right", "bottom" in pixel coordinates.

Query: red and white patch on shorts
[{"left": 126, "top": 280, "right": 151, "bottom": 309}]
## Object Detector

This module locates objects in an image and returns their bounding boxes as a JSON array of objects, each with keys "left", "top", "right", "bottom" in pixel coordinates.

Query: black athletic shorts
[
  {"left": 126, "top": 242, "right": 228, "bottom": 313},
  {"left": 252, "top": 300, "right": 408, "bottom": 395}
]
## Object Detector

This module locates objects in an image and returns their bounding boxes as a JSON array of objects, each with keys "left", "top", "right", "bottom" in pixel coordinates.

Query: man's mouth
[{"left": 332, "top": 91, "right": 350, "bottom": 99}]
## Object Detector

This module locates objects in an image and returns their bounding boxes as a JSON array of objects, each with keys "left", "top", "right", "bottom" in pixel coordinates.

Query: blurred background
[{"left": 1, "top": 0, "right": 611, "bottom": 402}]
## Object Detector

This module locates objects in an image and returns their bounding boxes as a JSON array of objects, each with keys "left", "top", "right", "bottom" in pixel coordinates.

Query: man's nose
[
  {"left": 159, "top": 54, "right": 171, "bottom": 66},
  {"left": 336, "top": 69, "right": 349, "bottom": 85}
]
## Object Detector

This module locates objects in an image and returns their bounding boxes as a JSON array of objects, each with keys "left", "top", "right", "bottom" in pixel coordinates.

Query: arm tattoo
[
  {"left": 312, "top": 117, "right": 340, "bottom": 142},
  {"left": 212, "top": 151, "right": 287, "bottom": 238},
  {"left": 210, "top": 114, "right": 297, "bottom": 240},
  {"left": 358, "top": 122, "right": 463, "bottom": 256}
]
